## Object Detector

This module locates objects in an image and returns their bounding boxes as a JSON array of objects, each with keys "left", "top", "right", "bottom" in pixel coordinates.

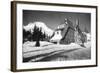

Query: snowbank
[
  {"left": 23, "top": 41, "right": 83, "bottom": 58},
  {"left": 23, "top": 41, "right": 91, "bottom": 62}
]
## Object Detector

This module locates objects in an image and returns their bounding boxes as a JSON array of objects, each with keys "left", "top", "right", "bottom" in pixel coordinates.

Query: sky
[{"left": 23, "top": 10, "right": 91, "bottom": 32}]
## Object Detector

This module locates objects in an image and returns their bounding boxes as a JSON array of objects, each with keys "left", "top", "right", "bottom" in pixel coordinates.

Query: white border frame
[{"left": 16, "top": 3, "right": 97, "bottom": 70}]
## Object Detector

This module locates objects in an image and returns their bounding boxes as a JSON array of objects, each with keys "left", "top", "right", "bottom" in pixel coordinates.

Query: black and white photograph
[
  {"left": 23, "top": 10, "right": 91, "bottom": 62},
  {"left": 11, "top": 1, "right": 97, "bottom": 71}
]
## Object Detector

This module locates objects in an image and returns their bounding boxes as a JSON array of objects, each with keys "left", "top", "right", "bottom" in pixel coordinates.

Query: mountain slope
[{"left": 23, "top": 22, "right": 54, "bottom": 36}]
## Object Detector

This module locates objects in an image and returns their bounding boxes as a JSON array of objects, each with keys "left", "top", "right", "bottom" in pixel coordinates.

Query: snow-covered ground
[{"left": 23, "top": 41, "right": 91, "bottom": 62}]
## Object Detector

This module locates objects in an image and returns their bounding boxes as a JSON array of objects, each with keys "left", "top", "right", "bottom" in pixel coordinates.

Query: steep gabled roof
[
  {"left": 61, "top": 18, "right": 75, "bottom": 40},
  {"left": 65, "top": 18, "right": 75, "bottom": 30}
]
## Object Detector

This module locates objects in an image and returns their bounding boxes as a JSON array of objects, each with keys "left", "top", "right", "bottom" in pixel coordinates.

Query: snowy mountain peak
[{"left": 23, "top": 22, "right": 54, "bottom": 36}]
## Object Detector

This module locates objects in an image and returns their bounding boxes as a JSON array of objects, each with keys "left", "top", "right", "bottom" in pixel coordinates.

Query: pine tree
[
  {"left": 27, "top": 30, "right": 32, "bottom": 41},
  {"left": 23, "top": 29, "right": 27, "bottom": 43},
  {"left": 32, "top": 25, "right": 37, "bottom": 41},
  {"left": 23, "top": 29, "right": 31, "bottom": 43},
  {"left": 39, "top": 27, "right": 43, "bottom": 41},
  {"left": 43, "top": 32, "right": 46, "bottom": 41},
  {"left": 35, "top": 27, "right": 40, "bottom": 47}
]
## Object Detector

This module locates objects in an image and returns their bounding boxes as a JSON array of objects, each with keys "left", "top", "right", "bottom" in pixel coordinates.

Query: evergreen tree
[
  {"left": 23, "top": 29, "right": 27, "bottom": 43},
  {"left": 32, "top": 25, "right": 37, "bottom": 41},
  {"left": 23, "top": 29, "right": 31, "bottom": 43},
  {"left": 31, "top": 25, "right": 51, "bottom": 47},
  {"left": 43, "top": 32, "right": 46, "bottom": 41},
  {"left": 39, "top": 27, "right": 43, "bottom": 41},
  {"left": 35, "top": 27, "right": 40, "bottom": 47}
]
